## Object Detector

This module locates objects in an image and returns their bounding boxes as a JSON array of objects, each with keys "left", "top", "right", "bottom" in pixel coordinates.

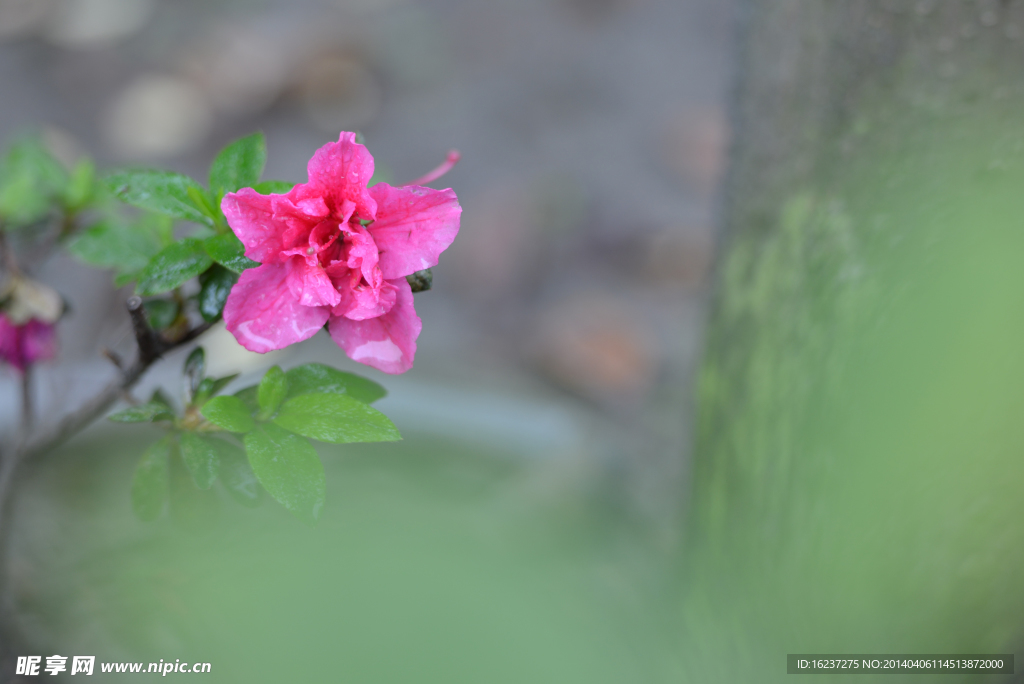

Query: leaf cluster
[
  {"left": 67, "top": 132, "right": 295, "bottom": 328},
  {"left": 0, "top": 137, "right": 95, "bottom": 228},
  {"left": 109, "top": 349, "right": 397, "bottom": 526},
  {"left": 4, "top": 132, "right": 409, "bottom": 529}
]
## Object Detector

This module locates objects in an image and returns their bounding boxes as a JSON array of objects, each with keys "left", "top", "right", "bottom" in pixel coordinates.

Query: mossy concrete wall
[{"left": 683, "top": 2, "right": 1024, "bottom": 679}]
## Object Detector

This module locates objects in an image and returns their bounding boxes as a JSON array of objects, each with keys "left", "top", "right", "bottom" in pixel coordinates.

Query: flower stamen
[{"left": 404, "top": 150, "right": 461, "bottom": 187}]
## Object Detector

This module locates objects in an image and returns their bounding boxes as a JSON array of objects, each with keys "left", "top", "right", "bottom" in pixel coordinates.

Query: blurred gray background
[
  {"left": 0, "top": 0, "right": 735, "bottom": 527},
  {"left": 0, "top": 2, "right": 735, "bottom": 678}
]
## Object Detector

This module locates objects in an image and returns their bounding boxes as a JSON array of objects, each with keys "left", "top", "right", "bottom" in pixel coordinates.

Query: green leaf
[
  {"left": 108, "top": 401, "right": 173, "bottom": 423},
  {"left": 252, "top": 180, "right": 294, "bottom": 195},
  {"left": 209, "top": 374, "right": 239, "bottom": 396},
  {"left": 178, "top": 431, "right": 221, "bottom": 490},
  {"left": 186, "top": 185, "right": 219, "bottom": 221},
  {"left": 198, "top": 264, "right": 238, "bottom": 322},
  {"left": 285, "top": 363, "right": 386, "bottom": 404},
  {"left": 193, "top": 373, "right": 239, "bottom": 406},
  {"left": 140, "top": 211, "right": 175, "bottom": 242},
  {"left": 183, "top": 346, "right": 205, "bottom": 402},
  {"left": 131, "top": 435, "right": 172, "bottom": 521},
  {"left": 0, "top": 137, "right": 67, "bottom": 226},
  {"left": 200, "top": 395, "right": 255, "bottom": 433},
  {"left": 105, "top": 169, "right": 213, "bottom": 226},
  {"left": 64, "top": 157, "right": 95, "bottom": 210},
  {"left": 168, "top": 448, "right": 220, "bottom": 530},
  {"left": 233, "top": 385, "right": 259, "bottom": 414},
  {"left": 203, "top": 233, "right": 259, "bottom": 274},
  {"left": 273, "top": 392, "right": 401, "bottom": 444},
  {"left": 244, "top": 423, "right": 325, "bottom": 525},
  {"left": 406, "top": 268, "right": 432, "bottom": 293},
  {"left": 0, "top": 170, "right": 51, "bottom": 226},
  {"left": 217, "top": 440, "right": 262, "bottom": 508},
  {"left": 150, "top": 388, "right": 175, "bottom": 410},
  {"left": 209, "top": 132, "right": 266, "bottom": 196},
  {"left": 142, "top": 298, "right": 179, "bottom": 331},
  {"left": 113, "top": 271, "right": 139, "bottom": 288},
  {"left": 135, "top": 238, "right": 213, "bottom": 296},
  {"left": 257, "top": 365, "right": 288, "bottom": 418},
  {"left": 69, "top": 212, "right": 173, "bottom": 284},
  {"left": 67, "top": 217, "right": 168, "bottom": 274},
  {"left": 193, "top": 377, "right": 217, "bottom": 405}
]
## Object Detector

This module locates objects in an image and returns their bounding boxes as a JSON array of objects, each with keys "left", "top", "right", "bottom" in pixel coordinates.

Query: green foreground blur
[
  {"left": 11, "top": 429, "right": 673, "bottom": 683},
  {"left": 681, "top": 66, "right": 1024, "bottom": 680}
]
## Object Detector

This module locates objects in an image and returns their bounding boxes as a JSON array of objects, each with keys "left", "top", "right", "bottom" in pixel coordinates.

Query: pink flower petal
[
  {"left": 307, "top": 132, "right": 377, "bottom": 222},
  {"left": 0, "top": 315, "right": 56, "bottom": 372},
  {"left": 328, "top": 277, "right": 421, "bottom": 374},
  {"left": 221, "top": 189, "right": 329, "bottom": 265},
  {"left": 218, "top": 133, "right": 458, "bottom": 372},
  {"left": 23, "top": 319, "right": 57, "bottom": 365},
  {"left": 224, "top": 263, "right": 329, "bottom": 353},
  {"left": 367, "top": 183, "right": 461, "bottom": 280},
  {"left": 330, "top": 275, "right": 398, "bottom": 321},
  {"left": 286, "top": 257, "right": 342, "bottom": 309},
  {"left": 341, "top": 222, "right": 382, "bottom": 288}
]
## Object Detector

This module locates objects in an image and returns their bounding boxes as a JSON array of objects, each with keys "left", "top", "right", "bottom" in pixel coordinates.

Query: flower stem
[
  {"left": 0, "top": 297, "right": 215, "bottom": 604},
  {"left": 19, "top": 368, "right": 32, "bottom": 438}
]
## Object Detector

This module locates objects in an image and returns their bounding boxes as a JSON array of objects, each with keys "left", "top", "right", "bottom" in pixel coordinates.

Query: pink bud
[{"left": 0, "top": 314, "right": 57, "bottom": 373}]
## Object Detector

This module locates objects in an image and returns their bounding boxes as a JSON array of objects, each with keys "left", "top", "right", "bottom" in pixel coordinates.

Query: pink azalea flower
[
  {"left": 221, "top": 132, "right": 461, "bottom": 374},
  {"left": 0, "top": 314, "right": 57, "bottom": 373}
]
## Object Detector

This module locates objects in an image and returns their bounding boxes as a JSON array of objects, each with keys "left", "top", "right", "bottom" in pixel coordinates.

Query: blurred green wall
[{"left": 682, "top": 2, "right": 1024, "bottom": 681}]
